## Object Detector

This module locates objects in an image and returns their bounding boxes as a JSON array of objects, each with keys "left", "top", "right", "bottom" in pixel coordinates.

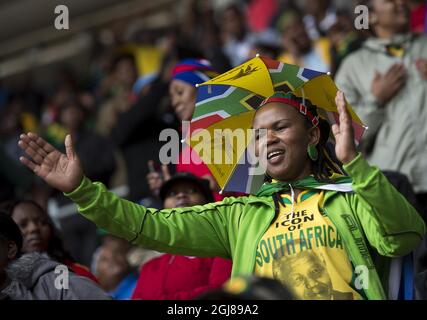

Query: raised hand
[
  {"left": 332, "top": 91, "right": 357, "bottom": 165},
  {"left": 146, "top": 161, "right": 171, "bottom": 196},
  {"left": 416, "top": 58, "right": 427, "bottom": 81},
  {"left": 371, "top": 63, "right": 406, "bottom": 106},
  {"left": 18, "top": 132, "right": 84, "bottom": 193}
]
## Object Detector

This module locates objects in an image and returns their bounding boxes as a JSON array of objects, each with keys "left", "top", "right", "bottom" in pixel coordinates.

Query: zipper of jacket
[{"left": 247, "top": 196, "right": 277, "bottom": 275}]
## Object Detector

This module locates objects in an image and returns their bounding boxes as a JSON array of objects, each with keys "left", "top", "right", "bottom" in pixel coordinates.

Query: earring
[{"left": 307, "top": 144, "right": 318, "bottom": 161}]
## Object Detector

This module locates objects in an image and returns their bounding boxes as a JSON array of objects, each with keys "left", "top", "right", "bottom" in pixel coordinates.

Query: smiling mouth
[{"left": 267, "top": 150, "right": 285, "bottom": 160}]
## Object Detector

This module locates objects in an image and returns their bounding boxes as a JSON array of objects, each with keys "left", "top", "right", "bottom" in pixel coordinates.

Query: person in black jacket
[{"left": 110, "top": 52, "right": 177, "bottom": 202}]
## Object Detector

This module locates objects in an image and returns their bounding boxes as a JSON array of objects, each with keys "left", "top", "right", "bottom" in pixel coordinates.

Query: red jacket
[{"left": 131, "top": 254, "right": 232, "bottom": 300}]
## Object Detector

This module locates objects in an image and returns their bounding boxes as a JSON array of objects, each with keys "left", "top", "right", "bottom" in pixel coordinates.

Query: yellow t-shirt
[{"left": 254, "top": 190, "right": 363, "bottom": 300}]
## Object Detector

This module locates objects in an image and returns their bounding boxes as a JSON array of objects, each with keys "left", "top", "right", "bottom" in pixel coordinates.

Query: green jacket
[
  {"left": 65, "top": 154, "right": 425, "bottom": 300},
  {"left": 335, "top": 33, "right": 427, "bottom": 193}
]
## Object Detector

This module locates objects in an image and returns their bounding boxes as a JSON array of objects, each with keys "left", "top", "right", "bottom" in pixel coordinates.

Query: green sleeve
[
  {"left": 64, "top": 177, "right": 243, "bottom": 258},
  {"left": 343, "top": 153, "right": 426, "bottom": 257}
]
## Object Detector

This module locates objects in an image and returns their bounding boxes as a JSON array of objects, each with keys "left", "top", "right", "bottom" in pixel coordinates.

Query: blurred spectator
[
  {"left": 96, "top": 53, "right": 138, "bottom": 137},
  {"left": 179, "top": 0, "right": 232, "bottom": 72},
  {"left": 111, "top": 59, "right": 172, "bottom": 201},
  {"left": 335, "top": 0, "right": 427, "bottom": 219},
  {"left": 41, "top": 71, "right": 77, "bottom": 133},
  {"left": 247, "top": 30, "right": 282, "bottom": 59},
  {"left": 220, "top": 4, "right": 253, "bottom": 66},
  {"left": 0, "top": 200, "right": 98, "bottom": 283},
  {"left": 60, "top": 99, "right": 117, "bottom": 186},
  {"left": 303, "top": 0, "right": 338, "bottom": 40},
  {"left": 327, "top": 12, "right": 365, "bottom": 75},
  {"left": 0, "top": 212, "right": 109, "bottom": 300},
  {"left": 93, "top": 234, "right": 138, "bottom": 300},
  {"left": 148, "top": 57, "right": 248, "bottom": 201},
  {"left": 277, "top": 10, "right": 331, "bottom": 72},
  {"left": 131, "top": 173, "right": 232, "bottom": 300}
]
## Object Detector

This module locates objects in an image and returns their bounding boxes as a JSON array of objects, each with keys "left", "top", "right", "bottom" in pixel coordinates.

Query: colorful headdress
[
  {"left": 259, "top": 91, "right": 320, "bottom": 127},
  {"left": 172, "top": 59, "right": 218, "bottom": 86}
]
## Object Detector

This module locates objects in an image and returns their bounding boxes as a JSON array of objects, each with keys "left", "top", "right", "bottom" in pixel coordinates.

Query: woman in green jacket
[{"left": 18, "top": 91, "right": 425, "bottom": 300}]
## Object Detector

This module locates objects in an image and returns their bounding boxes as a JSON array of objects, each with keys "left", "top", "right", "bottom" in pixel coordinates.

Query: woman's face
[
  {"left": 372, "top": 0, "right": 409, "bottom": 32},
  {"left": 169, "top": 79, "right": 197, "bottom": 121},
  {"left": 12, "top": 203, "right": 52, "bottom": 254},
  {"left": 114, "top": 58, "right": 137, "bottom": 89},
  {"left": 282, "top": 19, "right": 312, "bottom": 55},
  {"left": 252, "top": 102, "right": 319, "bottom": 182}
]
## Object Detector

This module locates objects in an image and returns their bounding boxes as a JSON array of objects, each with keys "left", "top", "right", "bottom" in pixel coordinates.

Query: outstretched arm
[{"left": 18, "top": 132, "right": 233, "bottom": 258}]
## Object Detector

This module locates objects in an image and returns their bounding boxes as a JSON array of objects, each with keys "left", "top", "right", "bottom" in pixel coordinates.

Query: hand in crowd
[
  {"left": 416, "top": 58, "right": 427, "bottom": 81},
  {"left": 146, "top": 160, "right": 171, "bottom": 196},
  {"left": 18, "top": 132, "right": 84, "bottom": 193},
  {"left": 332, "top": 91, "right": 357, "bottom": 165},
  {"left": 371, "top": 63, "right": 407, "bottom": 106}
]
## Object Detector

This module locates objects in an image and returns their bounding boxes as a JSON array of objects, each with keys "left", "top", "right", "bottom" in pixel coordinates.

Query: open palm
[
  {"left": 331, "top": 91, "right": 357, "bottom": 165},
  {"left": 18, "top": 132, "right": 84, "bottom": 193}
]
